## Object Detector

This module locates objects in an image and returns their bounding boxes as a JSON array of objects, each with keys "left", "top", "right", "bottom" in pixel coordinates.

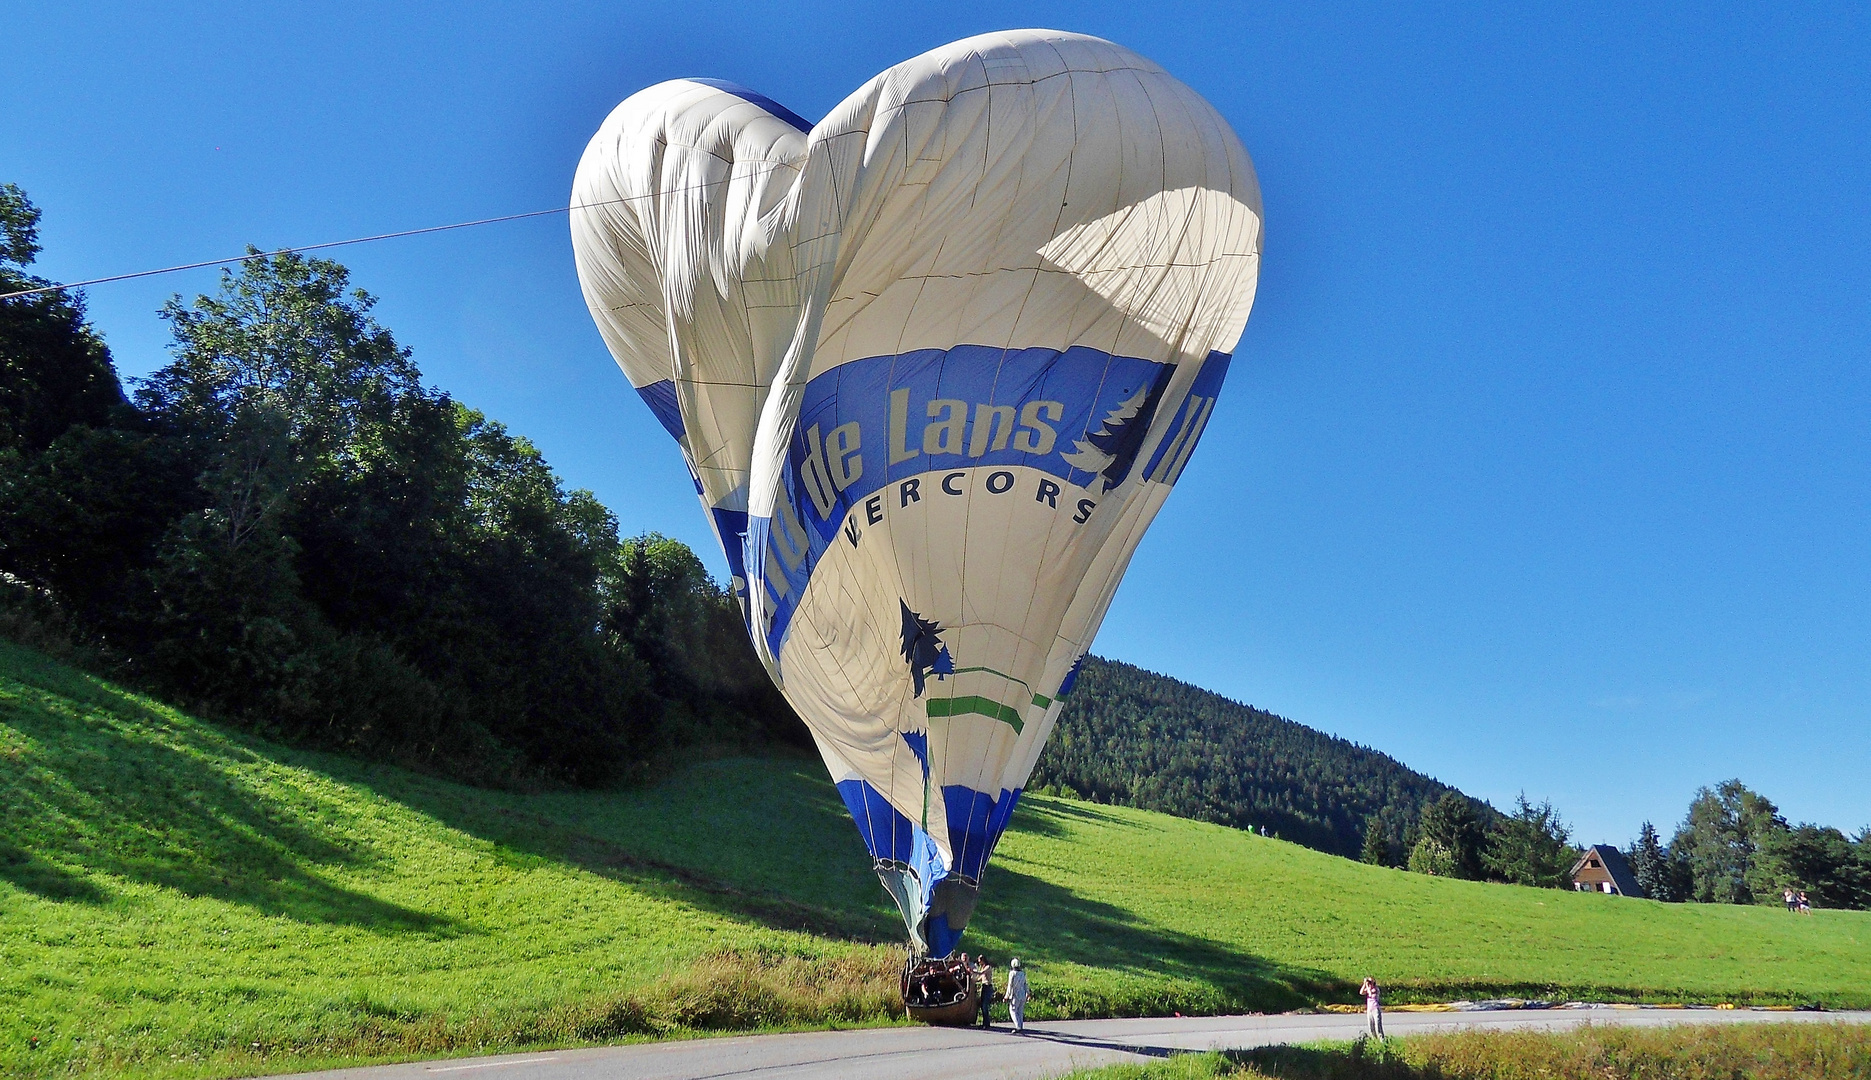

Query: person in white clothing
[
  {"left": 1359, "top": 976, "right": 1384, "bottom": 1038},
  {"left": 1005, "top": 958, "right": 1030, "bottom": 1033}
]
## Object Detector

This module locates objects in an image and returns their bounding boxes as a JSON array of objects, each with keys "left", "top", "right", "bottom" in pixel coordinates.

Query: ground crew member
[
  {"left": 1006, "top": 958, "right": 1030, "bottom": 1033},
  {"left": 976, "top": 956, "right": 995, "bottom": 1028}
]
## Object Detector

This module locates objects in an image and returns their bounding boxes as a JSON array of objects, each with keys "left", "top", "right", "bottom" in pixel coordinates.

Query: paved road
[{"left": 281, "top": 1009, "right": 1871, "bottom": 1080}]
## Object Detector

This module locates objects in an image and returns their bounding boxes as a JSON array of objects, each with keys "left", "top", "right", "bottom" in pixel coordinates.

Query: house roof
[{"left": 1569, "top": 844, "right": 1644, "bottom": 897}]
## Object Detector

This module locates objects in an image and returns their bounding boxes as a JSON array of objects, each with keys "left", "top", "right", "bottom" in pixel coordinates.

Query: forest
[
  {"left": 1031, "top": 656, "right": 1469, "bottom": 859},
  {"left": 0, "top": 184, "right": 799, "bottom": 787}
]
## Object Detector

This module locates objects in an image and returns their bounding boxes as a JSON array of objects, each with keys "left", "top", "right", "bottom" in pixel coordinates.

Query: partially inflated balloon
[{"left": 572, "top": 30, "right": 1261, "bottom": 956}]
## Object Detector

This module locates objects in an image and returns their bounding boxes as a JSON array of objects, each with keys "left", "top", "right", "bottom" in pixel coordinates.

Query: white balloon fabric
[{"left": 572, "top": 30, "right": 1262, "bottom": 957}]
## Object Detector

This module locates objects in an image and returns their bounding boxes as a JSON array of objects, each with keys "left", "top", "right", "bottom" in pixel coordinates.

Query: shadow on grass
[
  {"left": 340, "top": 755, "right": 906, "bottom": 946},
  {"left": 981, "top": 862, "right": 1346, "bottom": 1013},
  {"left": 0, "top": 646, "right": 455, "bottom": 932},
  {"left": 337, "top": 749, "right": 1341, "bottom": 1012},
  {"left": 1006, "top": 793, "right": 1161, "bottom": 842},
  {"left": 0, "top": 638, "right": 1350, "bottom": 1014}
]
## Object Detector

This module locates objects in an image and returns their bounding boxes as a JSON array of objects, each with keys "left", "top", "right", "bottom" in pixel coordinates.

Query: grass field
[{"left": 3, "top": 640, "right": 1869, "bottom": 1078}]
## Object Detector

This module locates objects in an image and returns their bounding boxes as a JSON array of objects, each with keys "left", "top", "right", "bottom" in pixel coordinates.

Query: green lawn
[{"left": 2, "top": 641, "right": 1867, "bottom": 1078}]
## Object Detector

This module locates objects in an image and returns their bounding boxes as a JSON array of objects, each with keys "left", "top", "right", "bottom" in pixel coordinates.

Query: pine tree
[
  {"left": 1628, "top": 821, "right": 1674, "bottom": 901},
  {"left": 1361, "top": 817, "right": 1390, "bottom": 866},
  {"left": 1416, "top": 791, "right": 1488, "bottom": 879},
  {"left": 1481, "top": 794, "right": 1575, "bottom": 887}
]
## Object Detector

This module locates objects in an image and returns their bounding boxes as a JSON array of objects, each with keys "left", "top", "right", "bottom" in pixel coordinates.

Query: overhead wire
[
  {"left": 0, "top": 205, "right": 580, "bottom": 302},
  {"left": 0, "top": 166, "right": 794, "bottom": 303}
]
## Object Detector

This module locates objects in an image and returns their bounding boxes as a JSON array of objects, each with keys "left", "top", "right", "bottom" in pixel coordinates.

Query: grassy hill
[
  {"left": 3, "top": 641, "right": 1869, "bottom": 1079},
  {"left": 1036, "top": 657, "right": 1474, "bottom": 857}
]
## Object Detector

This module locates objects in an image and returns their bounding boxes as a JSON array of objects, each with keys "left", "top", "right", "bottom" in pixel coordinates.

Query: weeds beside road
[{"left": 1061, "top": 1021, "right": 1871, "bottom": 1079}]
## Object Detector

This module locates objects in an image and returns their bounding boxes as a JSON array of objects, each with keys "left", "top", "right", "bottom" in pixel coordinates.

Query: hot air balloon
[{"left": 571, "top": 30, "right": 1261, "bottom": 1001}]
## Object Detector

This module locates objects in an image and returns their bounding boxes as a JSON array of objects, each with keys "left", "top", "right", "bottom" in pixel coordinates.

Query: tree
[
  {"left": 0, "top": 226, "right": 797, "bottom": 787},
  {"left": 1671, "top": 779, "right": 1785, "bottom": 905},
  {"left": 144, "top": 406, "right": 319, "bottom": 714},
  {"left": 0, "top": 183, "right": 42, "bottom": 268},
  {"left": 1627, "top": 820, "right": 1687, "bottom": 902},
  {"left": 0, "top": 184, "right": 125, "bottom": 458},
  {"left": 133, "top": 251, "right": 658, "bottom": 777},
  {"left": 1757, "top": 823, "right": 1871, "bottom": 911},
  {"left": 0, "top": 423, "right": 200, "bottom": 633},
  {"left": 1414, "top": 791, "right": 1488, "bottom": 879},
  {"left": 1482, "top": 794, "right": 1575, "bottom": 888},
  {"left": 1361, "top": 816, "right": 1391, "bottom": 866},
  {"left": 1654, "top": 782, "right": 1871, "bottom": 910},
  {"left": 1407, "top": 837, "right": 1457, "bottom": 876},
  {"left": 0, "top": 184, "right": 165, "bottom": 649}
]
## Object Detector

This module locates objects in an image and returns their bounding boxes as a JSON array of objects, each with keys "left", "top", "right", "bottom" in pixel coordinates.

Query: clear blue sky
[{"left": 7, "top": 3, "right": 1868, "bottom": 845}]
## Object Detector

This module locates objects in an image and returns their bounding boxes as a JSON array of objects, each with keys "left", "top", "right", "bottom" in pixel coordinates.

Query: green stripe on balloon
[{"left": 925, "top": 695, "right": 1025, "bottom": 732}]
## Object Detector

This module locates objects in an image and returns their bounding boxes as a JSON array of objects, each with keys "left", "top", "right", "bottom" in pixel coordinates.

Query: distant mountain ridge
[{"left": 1032, "top": 656, "right": 1472, "bottom": 859}]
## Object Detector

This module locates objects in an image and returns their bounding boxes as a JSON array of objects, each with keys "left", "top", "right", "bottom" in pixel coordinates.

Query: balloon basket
[{"left": 900, "top": 956, "right": 983, "bottom": 1026}]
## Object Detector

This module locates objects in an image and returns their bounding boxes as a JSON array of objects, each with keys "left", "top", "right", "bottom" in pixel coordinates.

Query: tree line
[
  {"left": 1369, "top": 789, "right": 1575, "bottom": 888},
  {"left": 1037, "top": 656, "right": 1871, "bottom": 908},
  {"left": 1624, "top": 779, "right": 1871, "bottom": 910},
  {"left": 1028, "top": 655, "right": 1579, "bottom": 888},
  {"left": 0, "top": 184, "right": 801, "bottom": 786},
  {"left": 1368, "top": 779, "right": 1871, "bottom": 910},
  {"left": 1029, "top": 656, "right": 1579, "bottom": 888},
  {"left": 1031, "top": 656, "right": 1478, "bottom": 859}
]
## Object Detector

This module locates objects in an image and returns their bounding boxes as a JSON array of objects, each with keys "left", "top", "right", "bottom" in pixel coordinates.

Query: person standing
[
  {"left": 1359, "top": 977, "right": 1384, "bottom": 1038},
  {"left": 976, "top": 956, "right": 995, "bottom": 1028},
  {"left": 1005, "top": 958, "right": 1030, "bottom": 1034}
]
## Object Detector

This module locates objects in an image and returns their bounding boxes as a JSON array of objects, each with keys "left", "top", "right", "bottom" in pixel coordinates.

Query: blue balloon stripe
[
  {"left": 751, "top": 345, "right": 1180, "bottom": 657},
  {"left": 835, "top": 778, "right": 914, "bottom": 864},
  {"left": 709, "top": 507, "right": 749, "bottom": 596},
  {"left": 687, "top": 78, "right": 815, "bottom": 133},
  {"left": 943, "top": 785, "right": 1019, "bottom": 881},
  {"left": 924, "top": 914, "right": 966, "bottom": 959},
  {"left": 636, "top": 380, "right": 686, "bottom": 441},
  {"left": 1142, "top": 351, "right": 1231, "bottom": 482}
]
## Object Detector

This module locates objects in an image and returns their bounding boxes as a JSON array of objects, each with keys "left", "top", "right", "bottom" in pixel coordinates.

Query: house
[{"left": 1569, "top": 845, "right": 1643, "bottom": 897}]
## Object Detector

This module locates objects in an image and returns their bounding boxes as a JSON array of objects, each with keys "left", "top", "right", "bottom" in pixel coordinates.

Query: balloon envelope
[{"left": 572, "top": 30, "right": 1262, "bottom": 956}]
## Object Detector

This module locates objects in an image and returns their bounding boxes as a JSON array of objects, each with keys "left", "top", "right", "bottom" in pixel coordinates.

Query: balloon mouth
[{"left": 874, "top": 859, "right": 980, "bottom": 958}]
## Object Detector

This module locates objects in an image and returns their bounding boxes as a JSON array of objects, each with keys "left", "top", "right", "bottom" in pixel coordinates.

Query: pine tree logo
[
  {"left": 899, "top": 600, "right": 955, "bottom": 697},
  {"left": 1059, "top": 375, "right": 1169, "bottom": 492}
]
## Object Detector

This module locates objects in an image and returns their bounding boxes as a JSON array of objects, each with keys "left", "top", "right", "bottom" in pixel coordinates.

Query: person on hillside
[
  {"left": 1005, "top": 958, "right": 1030, "bottom": 1033},
  {"left": 1785, "top": 887, "right": 1797, "bottom": 912},
  {"left": 1798, "top": 890, "right": 1812, "bottom": 915},
  {"left": 1360, "top": 977, "right": 1384, "bottom": 1038},
  {"left": 976, "top": 956, "right": 996, "bottom": 1028}
]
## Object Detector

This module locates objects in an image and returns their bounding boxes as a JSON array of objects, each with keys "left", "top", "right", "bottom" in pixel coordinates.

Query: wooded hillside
[{"left": 1033, "top": 656, "right": 1470, "bottom": 858}]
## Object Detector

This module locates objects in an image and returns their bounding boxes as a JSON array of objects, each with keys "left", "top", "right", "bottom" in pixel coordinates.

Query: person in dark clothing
[{"left": 975, "top": 956, "right": 995, "bottom": 1027}]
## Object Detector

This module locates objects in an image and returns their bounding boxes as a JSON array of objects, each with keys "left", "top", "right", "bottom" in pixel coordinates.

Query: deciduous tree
[{"left": 0, "top": 184, "right": 124, "bottom": 458}]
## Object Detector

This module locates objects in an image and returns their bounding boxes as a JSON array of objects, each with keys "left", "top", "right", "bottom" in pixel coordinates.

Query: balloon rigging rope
[{"left": 0, "top": 167, "right": 794, "bottom": 302}]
